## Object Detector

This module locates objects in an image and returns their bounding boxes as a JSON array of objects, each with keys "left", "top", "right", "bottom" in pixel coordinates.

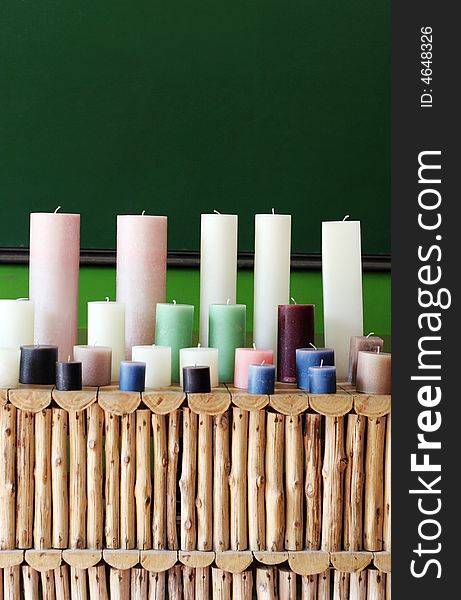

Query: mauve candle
[
  {"left": 277, "top": 303, "right": 315, "bottom": 382},
  {"left": 348, "top": 334, "right": 384, "bottom": 384},
  {"left": 234, "top": 347, "right": 274, "bottom": 389},
  {"left": 56, "top": 360, "right": 82, "bottom": 391},
  {"left": 19, "top": 345, "right": 58, "bottom": 385},
  {"left": 73, "top": 345, "right": 112, "bottom": 387},
  {"left": 356, "top": 350, "right": 391, "bottom": 394}
]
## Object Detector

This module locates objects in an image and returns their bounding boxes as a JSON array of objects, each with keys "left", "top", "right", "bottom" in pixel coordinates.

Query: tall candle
[
  {"left": 116, "top": 214, "right": 167, "bottom": 357},
  {"left": 277, "top": 303, "right": 315, "bottom": 383},
  {"left": 132, "top": 345, "right": 171, "bottom": 388},
  {"left": 348, "top": 334, "right": 384, "bottom": 384},
  {"left": 356, "top": 350, "right": 391, "bottom": 394},
  {"left": 0, "top": 348, "right": 20, "bottom": 388},
  {"left": 29, "top": 211, "right": 80, "bottom": 360},
  {"left": 155, "top": 303, "right": 194, "bottom": 382},
  {"left": 209, "top": 303, "right": 246, "bottom": 383},
  {"left": 199, "top": 213, "right": 238, "bottom": 345},
  {"left": 0, "top": 299, "right": 34, "bottom": 348},
  {"left": 322, "top": 219, "right": 363, "bottom": 379},
  {"left": 253, "top": 213, "right": 291, "bottom": 358},
  {"left": 179, "top": 346, "right": 219, "bottom": 388},
  {"left": 234, "top": 347, "right": 274, "bottom": 389},
  {"left": 73, "top": 345, "right": 112, "bottom": 387},
  {"left": 87, "top": 300, "right": 125, "bottom": 381}
]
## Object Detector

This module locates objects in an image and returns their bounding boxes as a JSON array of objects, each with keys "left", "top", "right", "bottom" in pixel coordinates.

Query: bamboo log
[
  {"left": 364, "top": 417, "right": 386, "bottom": 551},
  {"left": 120, "top": 413, "right": 136, "bottom": 549},
  {"left": 265, "top": 412, "right": 285, "bottom": 552},
  {"left": 386, "top": 573, "right": 391, "bottom": 600},
  {"left": 383, "top": 418, "right": 391, "bottom": 551},
  {"left": 317, "top": 570, "right": 331, "bottom": 600},
  {"left": 87, "top": 404, "right": 104, "bottom": 549},
  {"left": 349, "top": 571, "right": 367, "bottom": 599},
  {"left": 54, "top": 565, "right": 70, "bottom": 600},
  {"left": 135, "top": 410, "right": 152, "bottom": 550},
  {"left": 167, "top": 410, "right": 180, "bottom": 550},
  {"left": 131, "top": 567, "right": 149, "bottom": 600},
  {"left": 88, "top": 565, "right": 108, "bottom": 600},
  {"left": 34, "top": 409, "right": 52, "bottom": 549},
  {"left": 195, "top": 567, "right": 210, "bottom": 599},
  {"left": 233, "top": 570, "right": 253, "bottom": 600},
  {"left": 285, "top": 415, "right": 303, "bottom": 550},
  {"left": 212, "top": 568, "right": 232, "bottom": 600},
  {"left": 69, "top": 411, "right": 87, "bottom": 549},
  {"left": 248, "top": 410, "right": 266, "bottom": 551},
  {"left": 301, "top": 574, "right": 318, "bottom": 600},
  {"left": 41, "top": 570, "right": 56, "bottom": 600},
  {"left": 333, "top": 571, "right": 349, "bottom": 600},
  {"left": 70, "top": 568, "right": 87, "bottom": 600},
  {"left": 109, "top": 569, "right": 130, "bottom": 599},
  {"left": 230, "top": 408, "right": 249, "bottom": 551},
  {"left": 197, "top": 414, "right": 213, "bottom": 551},
  {"left": 149, "top": 571, "right": 166, "bottom": 600},
  {"left": 51, "top": 409, "right": 68, "bottom": 549},
  {"left": 343, "top": 414, "right": 366, "bottom": 551},
  {"left": 167, "top": 566, "right": 183, "bottom": 600},
  {"left": 213, "top": 412, "right": 230, "bottom": 552},
  {"left": 183, "top": 565, "right": 195, "bottom": 600},
  {"left": 0, "top": 404, "right": 16, "bottom": 550},
  {"left": 279, "top": 568, "right": 296, "bottom": 599},
  {"left": 180, "top": 408, "right": 198, "bottom": 550},
  {"left": 367, "top": 570, "right": 386, "bottom": 600},
  {"left": 304, "top": 414, "right": 322, "bottom": 550},
  {"left": 3, "top": 566, "right": 20, "bottom": 600},
  {"left": 105, "top": 412, "right": 120, "bottom": 549},
  {"left": 256, "top": 567, "right": 277, "bottom": 600},
  {"left": 16, "top": 410, "right": 34, "bottom": 549},
  {"left": 0, "top": 568, "right": 2, "bottom": 600},
  {"left": 321, "top": 417, "right": 346, "bottom": 551},
  {"left": 152, "top": 413, "right": 167, "bottom": 549},
  {"left": 22, "top": 565, "right": 39, "bottom": 600}
]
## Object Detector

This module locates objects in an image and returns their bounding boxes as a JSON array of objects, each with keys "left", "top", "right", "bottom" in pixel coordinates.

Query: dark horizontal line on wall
[{"left": 0, "top": 247, "right": 391, "bottom": 272}]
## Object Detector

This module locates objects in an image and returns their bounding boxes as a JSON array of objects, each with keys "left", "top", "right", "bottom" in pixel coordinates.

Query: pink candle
[
  {"left": 116, "top": 214, "right": 167, "bottom": 357},
  {"left": 29, "top": 211, "right": 80, "bottom": 361},
  {"left": 73, "top": 345, "right": 112, "bottom": 387},
  {"left": 234, "top": 347, "right": 274, "bottom": 389}
]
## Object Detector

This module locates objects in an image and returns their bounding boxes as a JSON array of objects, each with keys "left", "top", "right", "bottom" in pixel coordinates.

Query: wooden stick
[
  {"left": 195, "top": 567, "right": 210, "bottom": 599},
  {"left": 152, "top": 413, "right": 167, "bottom": 549},
  {"left": 22, "top": 565, "right": 39, "bottom": 600},
  {"left": 149, "top": 571, "right": 166, "bottom": 600},
  {"left": 255, "top": 567, "right": 277, "bottom": 600},
  {"left": 383, "top": 417, "right": 391, "bottom": 551},
  {"left": 135, "top": 409, "right": 152, "bottom": 550},
  {"left": 167, "top": 410, "right": 180, "bottom": 550},
  {"left": 265, "top": 412, "right": 285, "bottom": 551},
  {"left": 0, "top": 567, "right": 2, "bottom": 600},
  {"left": 88, "top": 565, "right": 108, "bottom": 600},
  {"left": 230, "top": 407, "right": 249, "bottom": 551},
  {"left": 364, "top": 416, "right": 386, "bottom": 551},
  {"left": 248, "top": 409, "right": 266, "bottom": 551},
  {"left": 0, "top": 404, "right": 16, "bottom": 550},
  {"left": 317, "top": 569, "right": 331, "bottom": 600},
  {"left": 279, "top": 568, "right": 296, "bottom": 599},
  {"left": 212, "top": 568, "right": 232, "bottom": 599},
  {"left": 3, "top": 566, "right": 20, "bottom": 600},
  {"left": 167, "top": 566, "right": 183, "bottom": 600},
  {"left": 69, "top": 411, "right": 87, "bottom": 549},
  {"left": 70, "top": 568, "right": 87, "bottom": 600},
  {"left": 87, "top": 404, "right": 104, "bottom": 549},
  {"left": 34, "top": 409, "right": 52, "bottom": 549},
  {"left": 182, "top": 565, "right": 195, "bottom": 600},
  {"left": 41, "top": 570, "right": 56, "bottom": 600},
  {"left": 131, "top": 567, "right": 149, "bottom": 600},
  {"left": 386, "top": 573, "right": 391, "bottom": 600},
  {"left": 333, "top": 571, "right": 349, "bottom": 600},
  {"left": 16, "top": 409, "right": 34, "bottom": 549},
  {"left": 197, "top": 414, "right": 213, "bottom": 551},
  {"left": 54, "top": 565, "right": 70, "bottom": 600},
  {"left": 51, "top": 409, "right": 68, "bottom": 549},
  {"left": 321, "top": 417, "right": 346, "bottom": 551},
  {"left": 105, "top": 412, "right": 120, "bottom": 549},
  {"left": 349, "top": 571, "right": 367, "bottom": 599},
  {"left": 301, "top": 574, "right": 318, "bottom": 600},
  {"left": 109, "top": 569, "right": 130, "bottom": 599},
  {"left": 120, "top": 413, "right": 136, "bottom": 549},
  {"left": 180, "top": 408, "right": 198, "bottom": 550},
  {"left": 367, "top": 570, "right": 386, "bottom": 600},
  {"left": 285, "top": 415, "right": 303, "bottom": 550},
  {"left": 233, "top": 571, "right": 253, "bottom": 600},
  {"left": 343, "top": 414, "right": 366, "bottom": 551},
  {"left": 213, "top": 412, "right": 230, "bottom": 552},
  {"left": 305, "top": 414, "right": 322, "bottom": 550}
]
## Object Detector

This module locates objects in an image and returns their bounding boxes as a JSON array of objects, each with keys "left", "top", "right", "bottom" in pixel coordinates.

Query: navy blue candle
[
  {"left": 183, "top": 365, "right": 211, "bottom": 393},
  {"left": 296, "top": 347, "right": 335, "bottom": 390},
  {"left": 56, "top": 360, "right": 82, "bottom": 391},
  {"left": 248, "top": 363, "right": 276, "bottom": 395},
  {"left": 119, "top": 361, "right": 146, "bottom": 392},
  {"left": 308, "top": 364, "right": 336, "bottom": 394},
  {"left": 19, "top": 345, "right": 58, "bottom": 385}
]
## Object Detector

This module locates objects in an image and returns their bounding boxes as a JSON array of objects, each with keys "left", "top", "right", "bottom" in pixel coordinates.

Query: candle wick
[
  {"left": 226, "top": 298, "right": 230, "bottom": 305},
  {"left": 261, "top": 360, "right": 265, "bottom": 366},
  {"left": 173, "top": 299, "right": 177, "bottom": 305},
  {"left": 198, "top": 343, "right": 201, "bottom": 348},
  {"left": 377, "top": 346, "right": 381, "bottom": 354},
  {"left": 141, "top": 210, "right": 146, "bottom": 215},
  {"left": 309, "top": 342, "right": 317, "bottom": 350},
  {"left": 367, "top": 332, "right": 375, "bottom": 338},
  {"left": 54, "top": 206, "right": 61, "bottom": 213},
  {"left": 320, "top": 359, "right": 324, "bottom": 368},
  {"left": 105, "top": 297, "right": 110, "bottom": 302},
  {"left": 271, "top": 207, "right": 275, "bottom": 214},
  {"left": 67, "top": 355, "right": 71, "bottom": 362},
  {"left": 342, "top": 214, "right": 350, "bottom": 221},
  {"left": 16, "top": 297, "right": 28, "bottom": 301},
  {"left": 253, "top": 342, "right": 256, "bottom": 350},
  {"left": 290, "top": 297, "right": 296, "bottom": 305},
  {"left": 213, "top": 209, "right": 221, "bottom": 214}
]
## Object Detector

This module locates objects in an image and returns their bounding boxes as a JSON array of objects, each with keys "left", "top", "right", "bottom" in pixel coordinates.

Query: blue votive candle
[
  {"left": 119, "top": 361, "right": 146, "bottom": 392},
  {"left": 248, "top": 363, "right": 276, "bottom": 395},
  {"left": 308, "top": 364, "right": 336, "bottom": 394},
  {"left": 296, "top": 347, "right": 335, "bottom": 390}
]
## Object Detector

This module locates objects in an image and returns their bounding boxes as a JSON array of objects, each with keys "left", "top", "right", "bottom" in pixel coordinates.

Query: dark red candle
[{"left": 277, "top": 304, "right": 315, "bottom": 382}]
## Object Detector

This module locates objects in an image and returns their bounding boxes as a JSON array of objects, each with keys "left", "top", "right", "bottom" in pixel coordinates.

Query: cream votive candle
[
  {"left": 132, "top": 345, "right": 171, "bottom": 388},
  {"left": 356, "top": 350, "right": 391, "bottom": 394}
]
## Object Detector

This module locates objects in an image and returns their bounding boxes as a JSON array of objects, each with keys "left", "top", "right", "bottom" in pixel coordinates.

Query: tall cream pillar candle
[
  {"left": 199, "top": 213, "right": 238, "bottom": 345},
  {"left": 29, "top": 211, "right": 80, "bottom": 360},
  {"left": 253, "top": 212, "right": 291, "bottom": 357},
  {"left": 87, "top": 300, "right": 125, "bottom": 381},
  {"left": 0, "top": 299, "right": 34, "bottom": 348},
  {"left": 116, "top": 214, "right": 167, "bottom": 357},
  {"left": 322, "top": 218, "right": 363, "bottom": 380}
]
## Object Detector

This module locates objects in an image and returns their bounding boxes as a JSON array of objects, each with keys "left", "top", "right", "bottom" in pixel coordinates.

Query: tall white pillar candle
[
  {"left": 0, "top": 299, "right": 34, "bottom": 348},
  {"left": 253, "top": 213, "right": 291, "bottom": 357},
  {"left": 179, "top": 346, "right": 219, "bottom": 388},
  {"left": 199, "top": 213, "right": 238, "bottom": 345},
  {"left": 116, "top": 214, "right": 167, "bottom": 357},
  {"left": 29, "top": 211, "right": 80, "bottom": 360},
  {"left": 0, "top": 348, "right": 20, "bottom": 388},
  {"left": 322, "top": 219, "right": 363, "bottom": 380},
  {"left": 132, "top": 345, "right": 172, "bottom": 388},
  {"left": 87, "top": 300, "right": 125, "bottom": 381}
]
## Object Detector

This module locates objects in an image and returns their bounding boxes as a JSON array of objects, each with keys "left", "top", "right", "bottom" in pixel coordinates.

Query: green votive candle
[
  {"left": 155, "top": 302, "right": 194, "bottom": 382},
  {"left": 209, "top": 303, "right": 246, "bottom": 383}
]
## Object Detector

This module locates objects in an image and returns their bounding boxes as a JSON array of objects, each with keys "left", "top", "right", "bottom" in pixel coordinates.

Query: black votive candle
[
  {"left": 56, "top": 360, "right": 82, "bottom": 391},
  {"left": 19, "top": 345, "right": 58, "bottom": 385},
  {"left": 182, "top": 365, "right": 211, "bottom": 393}
]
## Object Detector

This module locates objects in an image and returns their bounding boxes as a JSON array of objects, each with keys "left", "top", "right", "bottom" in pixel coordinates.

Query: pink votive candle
[
  {"left": 234, "top": 347, "right": 274, "bottom": 389},
  {"left": 356, "top": 350, "right": 391, "bottom": 394},
  {"left": 73, "top": 345, "right": 112, "bottom": 387}
]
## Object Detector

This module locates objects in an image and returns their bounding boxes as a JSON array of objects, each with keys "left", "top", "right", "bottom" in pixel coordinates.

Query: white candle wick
[
  {"left": 290, "top": 297, "right": 296, "bottom": 304},
  {"left": 226, "top": 298, "right": 230, "bottom": 305},
  {"left": 173, "top": 299, "right": 177, "bottom": 305},
  {"left": 342, "top": 214, "right": 350, "bottom": 221},
  {"left": 377, "top": 346, "right": 381, "bottom": 354},
  {"left": 16, "top": 297, "right": 28, "bottom": 301},
  {"left": 213, "top": 209, "right": 221, "bottom": 214},
  {"left": 320, "top": 359, "right": 324, "bottom": 368},
  {"left": 271, "top": 207, "right": 275, "bottom": 214},
  {"left": 309, "top": 342, "right": 317, "bottom": 350},
  {"left": 54, "top": 206, "right": 61, "bottom": 213},
  {"left": 105, "top": 297, "right": 110, "bottom": 302},
  {"left": 198, "top": 343, "right": 201, "bottom": 348},
  {"left": 261, "top": 360, "right": 266, "bottom": 366},
  {"left": 366, "top": 332, "right": 375, "bottom": 338},
  {"left": 67, "top": 355, "right": 71, "bottom": 362},
  {"left": 141, "top": 210, "right": 146, "bottom": 216},
  {"left": 253, "top": 342, "right": 256, "bottom": 350}
]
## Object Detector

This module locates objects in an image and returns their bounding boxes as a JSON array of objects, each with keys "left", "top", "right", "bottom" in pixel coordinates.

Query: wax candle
[
  {"left": 56, "top": 359, "right": 82, "bottom": 391},
  {"left": 119, "top": 361, "right": 146, "bottom": 392},
  {"left": 116, "top": 214, "right": 167, "bottom": 357},
  {"left": 132, "top": 345, "right": 172, "bottom": 388},
  {"left": 179, "top": 346, "right": 219, "bottom": 388},
  {"left": 87, "top": 300, "right": 125, "bottom": 382},
  {"left": 199, "top": 213, "right": 238, "bottom": 345},
  {"left": 277, "top": 303, "right": 315, "bottom": 383},
  {"left": 234, "top": 347, "right": 274, "bottom": 389},
  {"left": 308, "top": 364, "right": 337, "bottom": 394},
  {"left": 29, "top": 211, "right": 80, "bottom": 361},
  {"left": 348, "top": 334, "right": 384, "bottom": 384},
  {"left": 296, "top": 347, "right": 335, "bottom": 391},
  {"left": 253, "top": 213, "right": 291, "bottom": 358},
  {"left": 209, "top": 303, "right": 246, "bottom": 383},
  {"left": 322, "top": 219, "right": 363, "bottom": 379},
  {"left": 0, "top": 299, "right": 34, "bottom": 348},
  {"left": 73, "top": 345, "right": 112, "bottom": 387},
  {"left": 0, "top": 348, "right": 20, "bottom": 388},
  {"left": 155, "top": 302, "right": 194, "bottom": 382},
  {"left": 248, "top": 363, "right": 276, "bottom": 395},
  {"left": 183, "top": 365, "right": 211, "bottom": 394},
  {"left": 19, "top": 345, "right": 58, "bottom": 385},
  {"left": 356, "top": 350, "right": 391, "bottom": 394}
]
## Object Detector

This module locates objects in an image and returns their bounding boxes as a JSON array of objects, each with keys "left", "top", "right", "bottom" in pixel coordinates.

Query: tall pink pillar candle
[
  {"left": 116, "top": 214, "right": 167, "bottom": 357},
  {"left": 29, "top": 211, "right": 80, "bottom": 361},
  {"left": 234, "top": 347, "right": 274, "bottom": 389}
]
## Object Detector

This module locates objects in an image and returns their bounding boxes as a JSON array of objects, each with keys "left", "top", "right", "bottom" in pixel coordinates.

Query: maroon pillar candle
[{"left": 277, "top": 304, "right": 315, "bottom": 382}]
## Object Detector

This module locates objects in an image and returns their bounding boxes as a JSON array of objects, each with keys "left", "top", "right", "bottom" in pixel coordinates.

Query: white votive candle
[
  {"left": 179, "top": 346, "right": 219, "bottom": 388},
  {"left": 0, "top": 348, "right": 20, "bottom": 388},
  {"left": 0, "top": 299, "right": 34, "bottom": 348},
  {"left": 132, "top": 345, "right": 172, "bottom": 388},
  {"left": 87, "top": 300, "right": 125, "bottom": 381}
]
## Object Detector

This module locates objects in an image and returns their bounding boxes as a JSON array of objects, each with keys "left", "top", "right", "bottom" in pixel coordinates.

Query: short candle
[
  {"left": 87, "top": 300, "right": 125, "bottom": 382},
  {"left": 0, "top": 299, "right": 34, "bottom": 349},
  {"left": 155, "top": 302, "right": 194, "bottom": 383},
  {"left": 182, "top": 365, "right": 211, "bottom": 394},
  {"left": 119, "top": 361, "right": 146, "bottom": 393},
  {"left": 296, "top": 347, "right": 335, "bottom": 391},
  {"left": 209, "top": 303, "right": 246, "bottom": 383},
  {"left": 234, "top": 347, "right": 274, "bottom": 389},
  {"left": 19, "top": 345, "right": 58, "bottom": 385},
  {"left": 0, "top": 348, "right": 20, "bottom": 389},
  {"left": 356, "top": 350, "right": 391, "bottom": 395},
  {"left": 132, "top": 345, "right": 172, "bottom": 388},
  {"left": 348, "top": 334, "right": 384, "bottom": 384},
  {"left": 308, "top": 364, "right": 337, "bottom": 394},
  {"left": 180, "top": 346, "right": 219, "bottom": 388},
  {"left": 73, "top": 345, "right": 112, "bottom": 387},
  {"left": 56, "top": 359, "right": 82, "bottom": 391},
  {"left": 248, "top": 363, "right": 276, "bottom": 395}
]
